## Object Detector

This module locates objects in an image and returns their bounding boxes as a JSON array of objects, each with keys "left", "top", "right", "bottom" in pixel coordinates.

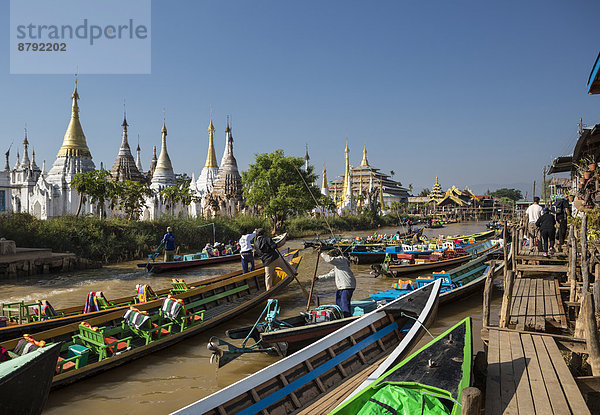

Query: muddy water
[{"left": 0, "top": 222, "right": 502, "bottom": 414}]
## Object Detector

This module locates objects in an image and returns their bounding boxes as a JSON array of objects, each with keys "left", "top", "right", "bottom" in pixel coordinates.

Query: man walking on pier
[
  {"left": 525, "top": 197, "right": 543, "bottom": 250},
  {"left": 553, "top": 196, "right": 571, "bottom": 251}
]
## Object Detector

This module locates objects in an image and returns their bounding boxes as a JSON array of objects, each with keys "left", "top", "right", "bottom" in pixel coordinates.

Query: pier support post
[
  {"left": 580, "top": 293, "right": 600, "bottom": 376},
  {"left": 569, "top": 225, "right": 577, "bottom": 302},
  {"left": 499, "top": 270, "right": 514, "bottom": 328},
  {"left": 461, "top": 387, "right": 482, "bottom": 415},
  {"left": 582, "top": 214, "right": 590, "bottom": 295},
  {"left": 483, "top": 260, "right": 495, "bottom": 327},
  {"left": 503, "top": 221, "right": 509, "bottom": 283},
  {"left": 518, "top": 227, "right": 524, "bottom": 256},
  {"left": 511, "top": 227, "right": 517, "bottom": 271},
  {"left": 595, "top": 264, "right": 600, "bottom": 316}
]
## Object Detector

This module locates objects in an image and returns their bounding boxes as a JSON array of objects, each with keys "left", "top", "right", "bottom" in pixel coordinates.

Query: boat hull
[
  {"left": 138, "top": 253, "right": 241, "bottom": 273},
  {"left": 0, "top": 342, "right": 61, "bottom": 415},
  {"left": 0, "top": 256, "right": 301, "bottom": 390},
  {"left": 173, "top": 280, "right": 442, "bottom": 415}
]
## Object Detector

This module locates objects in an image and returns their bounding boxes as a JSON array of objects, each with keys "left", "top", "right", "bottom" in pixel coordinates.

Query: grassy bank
[{"left": 0, "top": 213, "right": 415, "bottom": 263}]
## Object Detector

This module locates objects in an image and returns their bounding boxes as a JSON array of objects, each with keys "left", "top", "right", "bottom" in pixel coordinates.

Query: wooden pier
[
  {"left": 481, "top": 220, "right": 600, "bottom": 414},
  {"left": 486, "top": 328, "right": 590, "bottom": 414}
]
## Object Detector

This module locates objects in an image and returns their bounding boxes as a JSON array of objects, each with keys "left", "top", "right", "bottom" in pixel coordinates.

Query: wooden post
[
  {"left": 461, "top": 387, "right": 482, "bottom": 415},
  {"left": 482, "top": 260, "right": 495, "bottom": 327},
  {"left": 581, "top": 293, "right": 600, "bottom": 376},
  {"left": 595, "top": 264, "right": 600, "bottom": 316},
  {"left": 503, "top": 221, "right": 509, "bottom": 283},
  {"left": 499, "top": 270, "right": 514, "bottom": 328},
  {"left": 569, "top": 225, "right": 577, "bottom": 302},
  {"left": 518, "top": 227, "right": 524, "bottom": 256},
  {"left": 511, "top": 227, "right": 517, "bottom": 272},
  {"left": 582, "top": 214, "right": 590, "bottom": 295}
]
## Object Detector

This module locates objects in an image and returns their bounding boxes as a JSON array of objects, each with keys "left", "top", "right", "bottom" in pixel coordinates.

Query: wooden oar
[
  {"left": 274, "top": 249, "right": 313, "bottom": 302},
  {"left": 306, "top": 250, "right": 321, "bottom": 311}
]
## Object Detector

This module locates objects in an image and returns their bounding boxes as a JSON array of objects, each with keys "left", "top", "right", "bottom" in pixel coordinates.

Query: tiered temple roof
[
  {"left": 429, "top": 176, "right": 444, "bottom": 202},
  {"left": 212, "top": 121, "right": 242, "bottom": 199},
  {"left": 110, "top": 115, "right": 145, "bottom": 182},
  {"left": 330, "top": 144, "right": 408, "bottom": 208}
]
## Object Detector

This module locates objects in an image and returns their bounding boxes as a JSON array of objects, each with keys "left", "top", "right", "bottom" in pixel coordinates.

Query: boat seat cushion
[
  {"left": 124, "top": 309, "right": 151, "bottom": 330},
  {"left": 161, "top": 297, "right": 185, "bottom": 320},
  {"left": 12, "top": 338, "right": 39, "bottom": 356}
]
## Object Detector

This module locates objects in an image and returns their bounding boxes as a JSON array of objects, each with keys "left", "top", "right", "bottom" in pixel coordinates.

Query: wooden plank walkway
[
  {"left": 486, "top": 328, "right": 590, "bottom": 414},
  {"left": 515, "top": 264, "right": 569, "bottom": 273},
  {"left": 509, "top": 278, "right": 566, "bottom": 331}
]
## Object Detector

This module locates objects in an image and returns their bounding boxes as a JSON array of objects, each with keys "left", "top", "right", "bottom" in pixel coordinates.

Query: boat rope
[
  {"left": 400, "top": 312, "right": 434, "bottom": 340},
  {"left": 419, "top": 390, "right": 462, "bottom": 412}
]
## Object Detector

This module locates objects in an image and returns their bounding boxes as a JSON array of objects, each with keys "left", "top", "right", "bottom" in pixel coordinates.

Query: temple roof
[
  {"left": 213, "top": 124, "right": 242, "bottom": 198},
  {"left": 110, "top": 114, "right": 145, "bottom": 182},
  {"left": 56, "top": 80, "right": 92, "bottom": 159},
  {"left": 150, "top": 121, "right": 176, "bottom": 188}
]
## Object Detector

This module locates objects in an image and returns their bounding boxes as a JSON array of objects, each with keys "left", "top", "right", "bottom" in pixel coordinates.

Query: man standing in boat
[
  {"left": 239, "top": 228, "right": 256, "bottom": 274},
  {"left": 254, "top": 228, "right": 296, "bottom": 290},
  {"left": 317, "top": 248, "right": 356, "bottom": 318},
  {"left": 162, "top": 227, "right": 175, "bottom": 262}
]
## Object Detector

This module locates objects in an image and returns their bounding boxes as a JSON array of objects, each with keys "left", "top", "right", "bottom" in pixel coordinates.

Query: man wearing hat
[
  {"left": 254, "top": 228, "right": 296, "bottom": 290},
  {"left": 162, "top": 227, "right": 175, "bottom": 262}
]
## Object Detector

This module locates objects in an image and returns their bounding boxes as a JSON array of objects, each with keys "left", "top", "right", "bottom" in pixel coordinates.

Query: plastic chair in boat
[
  {"left": 73, "top": 322, "right": 132, "bottom": 361},
  {"left": 170, "top": 279, "right": 190, "bottom": 295},
  {"left": 122, "top": 308, "right": 173, "bottom": 345},
  {"left": 159, "top": 296, "right": 205, "bottom": 331}
]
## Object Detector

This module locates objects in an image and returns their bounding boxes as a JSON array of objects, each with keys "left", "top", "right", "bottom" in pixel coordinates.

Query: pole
[
  {"left": 543, "top": 166, "right": 547, "bottom": 206},
  {"left": 306, "top": 251, "right": 321, "bottom": 311}
]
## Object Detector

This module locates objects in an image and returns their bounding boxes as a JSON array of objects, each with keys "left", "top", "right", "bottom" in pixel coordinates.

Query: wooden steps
[
  {"left": 486, "top": 328, "right": 590, "bottom": 414},
  {"left": 509, "top": 278, "right": 566, "bottom": 331},
  {"left": 515, "top": 264, "right": 568, "bottom": 273}
]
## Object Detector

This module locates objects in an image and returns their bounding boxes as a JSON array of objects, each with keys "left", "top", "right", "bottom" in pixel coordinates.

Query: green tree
[
  {"left": 116, "top": 180, "right": 153, "bottom": 219},
  {"left": 70, "top": 170, "right": 112, "bottom": 217},
  {"left": 419, "top": 188, "right": 431, "bottom": 197},
  {"left": 491, "top": 188, "right": 523, "bottom": 201},
  {"left": 242, "top": 150, "right": 318, "bottom": 231}
]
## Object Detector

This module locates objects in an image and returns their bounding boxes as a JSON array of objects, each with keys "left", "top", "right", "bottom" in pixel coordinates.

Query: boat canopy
[{"left": 588, "top": 51, "right": 600, "bottom": 94}]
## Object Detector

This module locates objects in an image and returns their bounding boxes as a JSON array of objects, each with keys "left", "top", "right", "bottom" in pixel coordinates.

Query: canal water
[{"left": 0, "top": 222, "right": 503, "bottom": 414}]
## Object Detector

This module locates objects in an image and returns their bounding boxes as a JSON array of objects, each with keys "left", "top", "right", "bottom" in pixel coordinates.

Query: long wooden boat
[
  {"left": 370, "top": 249, "right": 503, "bottom": 306},
  {"left": 371, "top": 239, "right": 499, "bottom": 277},
  {"left": 138, "top": 233, "right": 288, "bottom": 273},
  {"left": 228, "top": 250, "right": 501, "bottom": 357},
  {"left": 0, "top": 255, "right": 301, "bottom": 389},
  {"left": 225, "top": 300, "right": 378, "bottom": 357},
  {"left": 0, "top": 250, "right": 297, "bottom": 343},
  {"left": 172, "top": 279, "right": 442, "bottom": 415},
  {"left": 330, "top": 317, "right": 472, "bottom": 415},
  {"left": 0, "top": 342, "right": 62, "bottom": 415}
]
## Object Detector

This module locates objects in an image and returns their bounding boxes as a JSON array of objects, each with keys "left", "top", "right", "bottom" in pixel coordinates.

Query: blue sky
[{"left": 1, "top": 0, "right": 600, "bottom": 195}]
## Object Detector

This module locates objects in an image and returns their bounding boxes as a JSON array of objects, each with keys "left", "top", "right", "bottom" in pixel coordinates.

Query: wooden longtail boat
[
  {"left": 0, "top": 255, "right": 301, "bottom": 389},
  {"left": 226, "top": 251, "right": 501, "bottom": 359},
  {"left": 330, "top": 317, "right": 472, "bottom": 415},
  {"left": 0, "top": 342, "right": 61, "bottom": 415},
  {"left": 138, "top": 233, "right": 287, "bottom": 273},
  {"left": 172, "top": 279, "right": 442, "bottom": 415},
  {"left": 0, "top": 250, "right": 298, "bottom": 343},
  {"left": 370, "top": 250, "right": 503, "bottom": 306},
  {"left": 371, "top": 239, "right": 499, "bottom": 278}
]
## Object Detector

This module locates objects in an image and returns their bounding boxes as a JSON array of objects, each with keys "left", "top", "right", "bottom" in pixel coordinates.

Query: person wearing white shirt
[
  {"left": 239, "top": 229, "right": 257, "bottom": 274},
  {"left": 525, "top": 197, "right": 543, "bottom": 249}
]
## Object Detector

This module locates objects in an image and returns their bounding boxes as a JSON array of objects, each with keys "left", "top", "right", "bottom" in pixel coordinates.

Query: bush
[{"left": 0, "top": 213, "right": 269, "bottom": 263}]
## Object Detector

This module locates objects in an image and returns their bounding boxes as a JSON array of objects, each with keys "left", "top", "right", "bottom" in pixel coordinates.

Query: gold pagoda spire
[
  {"left": 57, "top": 78, "right": 92, "bottom": 159},
  {"left": 204, "top": 116, "right": 218, "bottom": 168},
  {"left": 321, "top": 164, "right": 328, "bottom": 190},
  {"left": 360, "top": 145, "right": 369, "bottom": 166},
  {"left": 342, "top": 140, "right": 350, "bottom": 200}
]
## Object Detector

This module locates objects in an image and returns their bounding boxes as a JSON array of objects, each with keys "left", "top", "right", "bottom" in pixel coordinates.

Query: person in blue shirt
[{"left": 162, "top": 227, "right": 175, "bottom": 262}]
